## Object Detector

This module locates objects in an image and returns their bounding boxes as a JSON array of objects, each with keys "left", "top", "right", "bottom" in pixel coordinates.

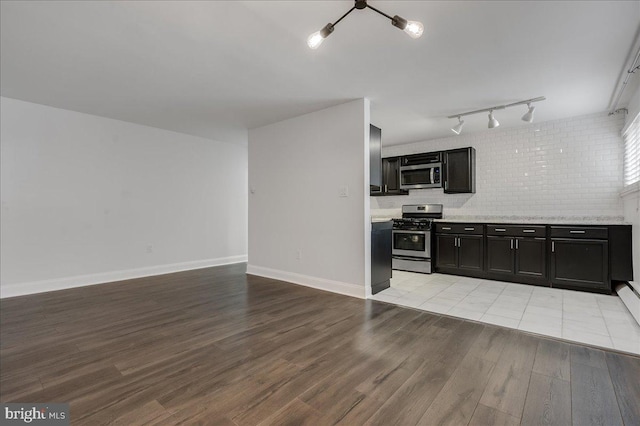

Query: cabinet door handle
[
  {"left": 456, "top": 237, "right": 460, "bottom": 247},
  {"left": 464, "top": 227, "right": 474, "bottom": 231},
  {"left": 516, "top": 239, "right": 519, "bottom": 249},
  {"left": 552, "top": 241, "right": 555, "bottom": 252},
  {"left": 445, "top": 181, "right": 448, "bottom": 190},
  {"left": 569, "top": 230, "right": 586, "bottom": 234},
  {"left": 495, "top": 228, "right": 506, "bottom": 232},
  {"left": 523, "top": 229, "right": 536, "bottom": 233},
  {"left": 510, "top": 239, "right": 514, "bottom": 250}
]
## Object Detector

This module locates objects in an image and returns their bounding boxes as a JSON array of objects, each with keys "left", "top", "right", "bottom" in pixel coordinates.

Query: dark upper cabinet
[
  {"left": 371, "top": 157, "right": 409, "bottom": 196},
  {"left": 382, "top": 157, "right": 401, "bottom": 192},
  {"left": 443, "top": 147, "right": 476, "bottom": 193},
  {"left": 370, "top": 125, "right": 382, "bottom": 194}
]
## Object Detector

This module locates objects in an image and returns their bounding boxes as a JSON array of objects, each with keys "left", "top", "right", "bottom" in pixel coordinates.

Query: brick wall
[{"left": 372, "top": 112, "right": 625, "bottom": 220}]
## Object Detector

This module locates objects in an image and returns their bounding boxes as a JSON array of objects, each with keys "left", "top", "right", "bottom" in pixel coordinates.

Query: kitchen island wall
[{"left": 372, "top": 112, "right": 625, "bottom": 222}]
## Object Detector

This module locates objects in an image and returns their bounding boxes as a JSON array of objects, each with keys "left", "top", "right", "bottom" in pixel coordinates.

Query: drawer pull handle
[
  {"left": 442, "top": 227, "right": 451, "bottom": 230},
  {"left": 569, "top": 230, "right": 586, "bottom": 234},
  {"left": 495, "top": 228, "right": 506, "bottom": 232},
  {"left": 464, "top": 227, "right": 474, "bottom": 231},
  {"left": 523, "top": 230, "right": 536, "bottom": 233}
]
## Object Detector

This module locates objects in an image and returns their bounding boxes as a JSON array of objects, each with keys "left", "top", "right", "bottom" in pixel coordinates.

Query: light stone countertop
[
  {"left": 371, "top": 217, "right": 394, "bottom": 223},
  {"left": 433, "top": 216, "right": 630, "bottom": 225}
]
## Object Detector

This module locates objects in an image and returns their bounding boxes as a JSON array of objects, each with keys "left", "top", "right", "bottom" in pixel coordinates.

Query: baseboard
[
  {"left": 616, "top": 282, "right": 640, "bottom": 327},
  {"left": 246, "top": 264, "right": 365, "bottom": 299},
  {"left": 0, "top": 255, "right": 248, "bottom": 299}
]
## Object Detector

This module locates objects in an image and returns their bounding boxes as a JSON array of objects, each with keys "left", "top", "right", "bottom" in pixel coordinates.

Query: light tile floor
[{"left": 371, "top": 270, "right": 640, "bottom": 355}]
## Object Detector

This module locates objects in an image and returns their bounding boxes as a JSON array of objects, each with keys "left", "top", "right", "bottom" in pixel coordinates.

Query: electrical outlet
[
  {"left": 146, "top": 245, "right": 153, "bottom": 253},
  {"left": 339, "top": 186, "right": 349, "bottom": 197}
]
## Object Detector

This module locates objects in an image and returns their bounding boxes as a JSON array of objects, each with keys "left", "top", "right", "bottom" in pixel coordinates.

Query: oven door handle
[{"left": 392, "top": 230, "right": 429, "bottom": 235}]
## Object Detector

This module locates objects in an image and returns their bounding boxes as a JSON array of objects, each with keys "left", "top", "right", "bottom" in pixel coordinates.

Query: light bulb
[
  {"left": 307, "top": 23, "right": 334, "bottom": 50},
  {"left": 307, "top": 31, "right": 324, "bottom": 49},
  {"left": 404, "top": 21, "right": 424, "bottom": 39}
]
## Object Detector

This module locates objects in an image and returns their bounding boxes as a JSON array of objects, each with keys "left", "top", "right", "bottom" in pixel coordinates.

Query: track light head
[
  {"left": 488, "top": 111, "right": 500, "bottom": 129},
  {"left": 307, "top": 23, "right": 334, "bottom": 49},
  {"left": 451, "top": 117, "right": 464, "bottom": 135},
  {"left": 521, "top": 103, "right": 536, "bottom": 123}
]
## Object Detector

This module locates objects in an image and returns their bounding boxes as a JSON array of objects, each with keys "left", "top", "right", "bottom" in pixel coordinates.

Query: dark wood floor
[{"left": 1, "top": 264, "right": 639, "bottom": 425}]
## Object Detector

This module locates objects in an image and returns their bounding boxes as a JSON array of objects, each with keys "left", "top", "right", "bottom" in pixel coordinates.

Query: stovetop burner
[
  {"left": 392, "top": 218, "right": 433, "bottom": 231},
  {"left": 392, "top": 204, "right": 443, "bottom": 231}
]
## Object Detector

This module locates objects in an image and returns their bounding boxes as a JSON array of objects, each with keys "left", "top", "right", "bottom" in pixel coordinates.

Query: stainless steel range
[{"left": 392, "top": 204, "right": 443, "bottom": 274}]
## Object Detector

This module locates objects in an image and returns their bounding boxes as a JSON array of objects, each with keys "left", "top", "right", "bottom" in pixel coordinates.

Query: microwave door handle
[{"left": 430, "top": 167, "right": 435, "bottom": 184}]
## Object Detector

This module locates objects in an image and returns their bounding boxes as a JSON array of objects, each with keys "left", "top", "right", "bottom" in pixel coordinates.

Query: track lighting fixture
[
  {"left": 451, "top": 117, "right": 464, "bottom": 135},
  {"left": 307, "top": 0, "right": 424, "bottom": 49},
  {"left": 447, "top": 96, "right": 546, "bottom": 135},
  {"left": 488, "top": 111, "right": 500, "bottom": 129},
  {"left": 521, "top": 103, "right": 536, "bottom": 123}
]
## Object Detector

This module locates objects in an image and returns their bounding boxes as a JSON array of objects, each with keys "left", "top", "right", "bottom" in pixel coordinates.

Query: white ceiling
[{"left": 1, "top": 1, "right": 639, "bottom": 146}]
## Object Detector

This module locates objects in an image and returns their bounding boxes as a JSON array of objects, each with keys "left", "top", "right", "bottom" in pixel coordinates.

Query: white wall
[
  {"left": 373, "top": 112, "right": 625, "bottom": 220},
  {"left": 0, "top": 97, "right": 247, "bottom": 297},
  {"left": 623, "top": 86, "right": 640, "bottom": 294},
  {"left": 247, "top": 99, "right": 370, "bottom": 299}
]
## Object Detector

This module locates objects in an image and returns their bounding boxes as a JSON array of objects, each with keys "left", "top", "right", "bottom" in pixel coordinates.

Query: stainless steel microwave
[{"left": 399, "top": 152, "right": 443, "bottom": 189}]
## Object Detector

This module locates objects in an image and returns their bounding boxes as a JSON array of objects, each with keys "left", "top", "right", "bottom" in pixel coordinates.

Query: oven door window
[{"left": 394, "top": 232, "right": 426, "bottom": 252}]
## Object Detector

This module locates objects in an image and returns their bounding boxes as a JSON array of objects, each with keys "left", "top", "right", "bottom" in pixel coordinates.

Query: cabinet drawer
[
  {"left": 487, "top": 225, "right": 546, "bottom": 237},
  {"left": 550, "top": 226, "right": 607, "bottom": 239},
  {"left": 435, "top": 223, "right": 483, "bottom": 235}
]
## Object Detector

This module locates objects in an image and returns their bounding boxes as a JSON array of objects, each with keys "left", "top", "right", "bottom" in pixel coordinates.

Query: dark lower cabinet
[
  {"left": 435, "top": 233, "right": 483, "bottom": 276},
  {"left": 486, "top": 235, "right": 546, "bottom": 285},
  {"left": 435, "top": 235, "right": 457, "bottom": 268},
  {"left": 458, "top": 236, "right": 484, "bottom": 271},
  {"left": 515, "top": 238, "right": 546, "bottom": 278},
  {"left": 371, "top": 220, "right": 393, "bottom": 294},
  {"left": 550, "top": 238, "right": 609, "bottom": 293},
  {"left": 434, "top": 223, "right": 630, "bottom": 295}
]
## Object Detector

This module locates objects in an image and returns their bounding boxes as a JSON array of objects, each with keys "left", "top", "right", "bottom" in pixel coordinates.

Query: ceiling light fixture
[
  {"left": 521, "top": 103, "right": 536, "bottom": 123},
  {"left": 307, "top": 0, "right": 424, "bottom": 49},
  {"left": 488, "top": 110, "right": 500, "bottom": 129},
  {"left": 447, "top": 96, "right": 546, "bottom": 135},
  {"left": 451, "top": 117, "right": 464, "bottom": 135}
]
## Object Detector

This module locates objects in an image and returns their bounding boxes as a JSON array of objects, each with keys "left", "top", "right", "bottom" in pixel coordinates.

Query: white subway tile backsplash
[{"left": 373, "top": 112, "right": 625, "bottom": 219}]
